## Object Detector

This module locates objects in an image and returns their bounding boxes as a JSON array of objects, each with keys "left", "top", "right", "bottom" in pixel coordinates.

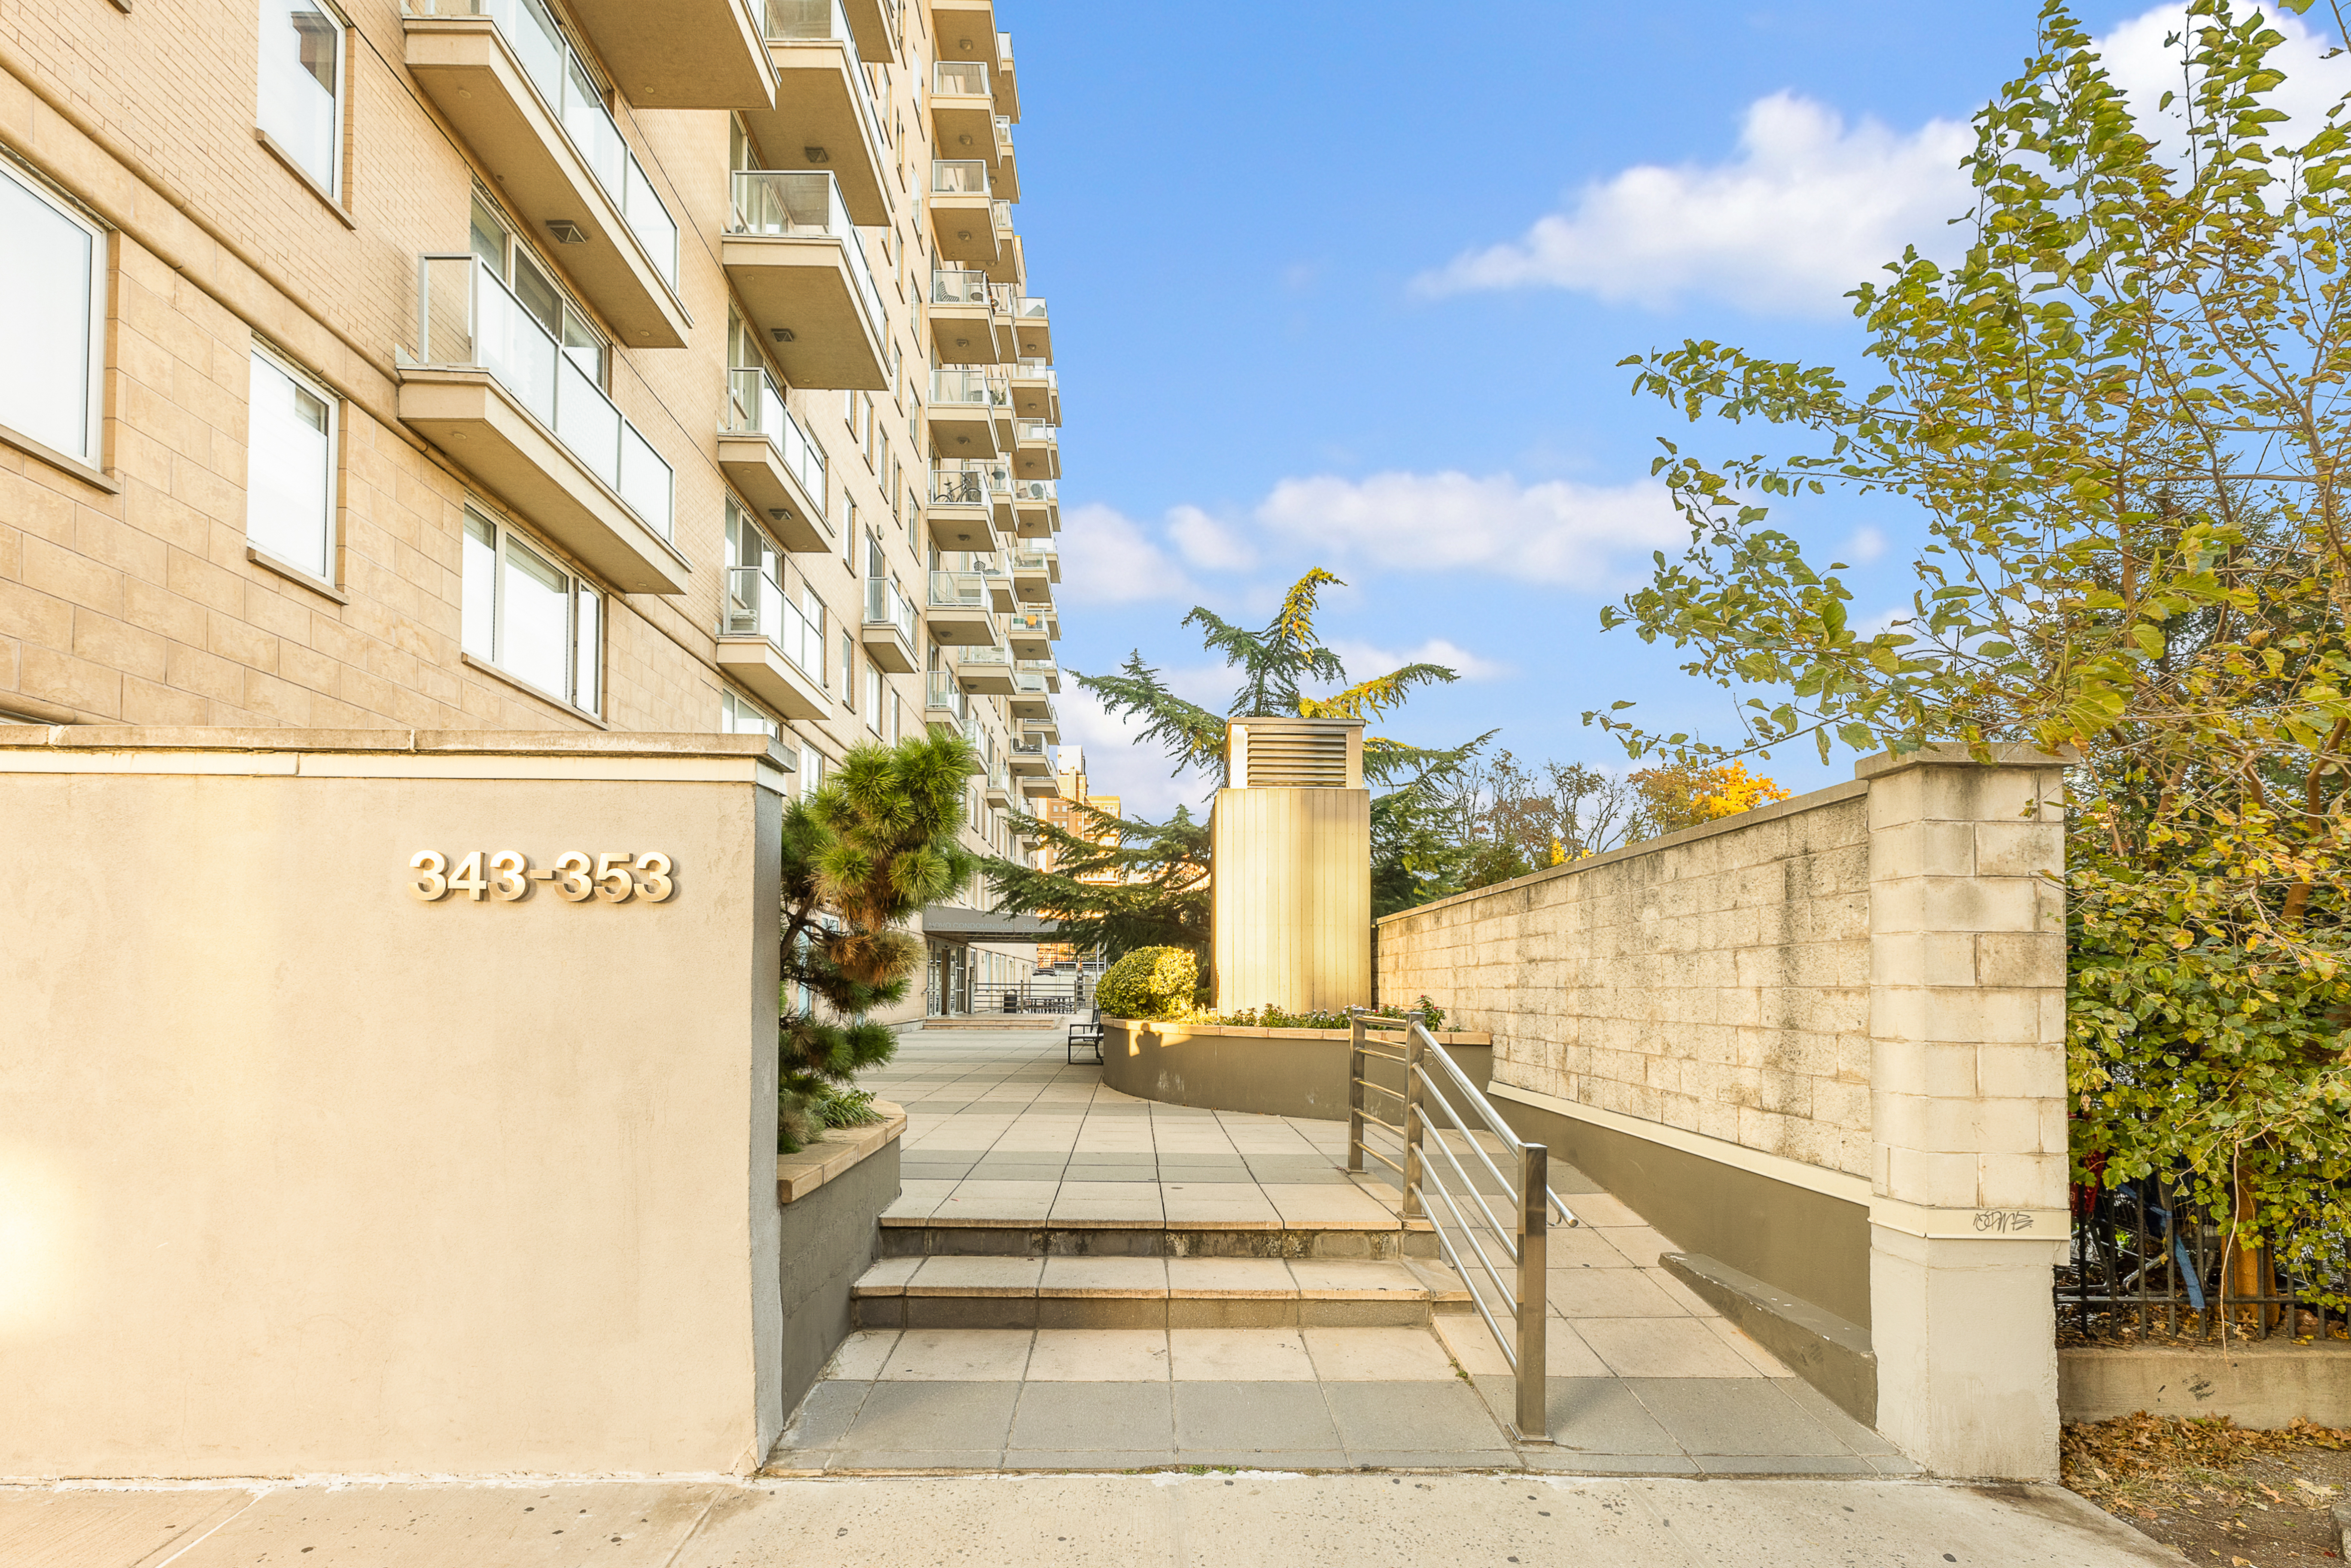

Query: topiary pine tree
[{"left": 779, "top": 726, "right": 977, "bottom": 1149}]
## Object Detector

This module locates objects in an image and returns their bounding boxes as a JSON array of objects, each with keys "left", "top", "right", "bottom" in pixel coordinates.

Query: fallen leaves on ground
[{"left": 2063, "top": 1414, "right": 2351, "bottom": 1567}]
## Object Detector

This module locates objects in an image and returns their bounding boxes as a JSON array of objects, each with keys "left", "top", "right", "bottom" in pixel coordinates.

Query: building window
[
  {"left": 800, "top": 743, "right": 826, "bottom": 799},
  {"left": 839, "top": 634, "right": 855, "bottom": 705},
  {"left": 471, "top": 194, "right": 605, "bottom": 387},
  {"left": 863, "top": 663, "right": 883, "bottom": 732},
  {"left": 0, "top": 166, "right": 106, "bottom": 468},
  {"left": 258, "top": 0, "right": 346, "bottom": 195},
  {"left": 721, "top": 687, "right": 779, "bottom": 739},
  {"left": 888, "top": 687, "right": 902, "bottom": 743},
  {"left": 246, "top": 346, "right": 338, "bottom": 582},
  {"left": 462, "top": 508, "right": 602, "bottom": 715}
]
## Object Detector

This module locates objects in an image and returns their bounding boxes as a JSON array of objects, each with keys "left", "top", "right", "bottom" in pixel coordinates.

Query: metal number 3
[
  {"left": 409, "top": 850, "right": 448, "bottom": 902},
  {"left": 635, "top": 851, "right": 675, "bottom": 903},
  {"left": 553, "top": 851, "right": 594, "bottom": 903}
]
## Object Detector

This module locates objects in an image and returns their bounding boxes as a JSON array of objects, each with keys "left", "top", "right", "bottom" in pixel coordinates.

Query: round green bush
[{"left": 1094, "top": 946, "right": 1198, "bottom": 1021}]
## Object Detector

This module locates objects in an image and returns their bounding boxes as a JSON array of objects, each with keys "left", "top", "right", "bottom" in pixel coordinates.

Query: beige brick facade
[{"left": 0, "top": 0, "right": 1058, "bottom": 888}]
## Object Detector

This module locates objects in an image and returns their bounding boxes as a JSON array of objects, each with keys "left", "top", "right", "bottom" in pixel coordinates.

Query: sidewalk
[{"left": 3, "top": 1474, "right": 2184, "bottom": 1566}]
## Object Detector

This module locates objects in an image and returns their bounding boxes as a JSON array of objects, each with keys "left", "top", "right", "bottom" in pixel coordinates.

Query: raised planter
[
  {"left": 1101, "top": 1019, "right": 1492, "bottom": 1121},
  {"left": 775, "top": 1100, "right": 904, "bottom": 1417},
  {"left": 2059, "top": 1340, "right": 2351, "bottom": 1429}
]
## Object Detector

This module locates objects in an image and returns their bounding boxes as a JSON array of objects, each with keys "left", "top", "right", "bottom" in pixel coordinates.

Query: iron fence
[{"left": 2059, "top": 1175, "right": 2349, "bottom": 1341}]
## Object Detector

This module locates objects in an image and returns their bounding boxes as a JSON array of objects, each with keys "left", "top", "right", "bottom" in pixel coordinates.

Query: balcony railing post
[
  {"left": 1515, "top": 1140, "right": 1550, "bottom": 1443},
  {"left": 1401, "top": 1018, "right": 1426, "bottom": 1221},
  {"left": 1347, "top": 1010, "right": 1367, "bottom": 1174}
]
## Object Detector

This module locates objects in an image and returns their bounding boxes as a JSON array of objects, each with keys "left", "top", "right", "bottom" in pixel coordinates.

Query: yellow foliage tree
[{"left": 1630, "top": 761, "right": 1792, "bottom": 837}]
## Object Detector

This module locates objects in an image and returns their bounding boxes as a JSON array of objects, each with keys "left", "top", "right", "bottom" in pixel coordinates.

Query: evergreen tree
[{"left": 779, "top": 727, "right": 977, "bottom": 1149}]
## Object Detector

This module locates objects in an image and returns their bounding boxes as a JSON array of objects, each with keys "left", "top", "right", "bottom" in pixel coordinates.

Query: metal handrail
[{"left": 1346, "top": 1011, "right": 1573, "bottom": 1444}]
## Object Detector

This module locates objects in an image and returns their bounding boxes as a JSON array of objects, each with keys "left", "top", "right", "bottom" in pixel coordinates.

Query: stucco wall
[{"left": 0, "top": 729, "right": 789, "bottom": 1477}]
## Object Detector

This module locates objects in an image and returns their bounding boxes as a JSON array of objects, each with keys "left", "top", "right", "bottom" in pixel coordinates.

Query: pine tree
[{"left": 779, "top": 726, "right": 977, "bottom": 1149}]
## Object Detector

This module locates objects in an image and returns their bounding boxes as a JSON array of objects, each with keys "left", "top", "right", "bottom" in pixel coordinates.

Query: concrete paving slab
[
  {"left": 0, "top": 1488, "right": 256, "bottom": 1568},
  {"left": 832, "top": 1381, "right": 1018, "bottom": 1454},
  {"left": 167, "top": 1483, "right": 724, "bottom": 1568},
  {"left": 1322, "top": 1382, "right": 1516, "bottom": 1454},
  {"left": 1008, "top": 1382, "right": 1174, "bottom": 1452},
  {"left": 1167, "top": 1328, "right": 1317, "bottom": 1382},
  {"left": 1025, "top": 1329, "right": 1172, "bottom": 1382},
  {"left": 1171, "top": 1382, "right": 1343, "bottom": 1452},
  {"left": 1625, "top": 1377, "right": 1859, "bottom": 1459}
]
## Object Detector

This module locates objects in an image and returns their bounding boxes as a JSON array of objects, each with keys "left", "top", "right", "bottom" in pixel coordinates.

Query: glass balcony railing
[
  {"left": 1008, "top": 477, "right": 1055, "bottom": 503},
  {"left": 1015, "top": 658, "right": 1058, "bottom": 679},
  {"left": 761, "top": 0, "right": 886, "bottom": 158},
  {"left": 988, "top": 282, "right": 1015, "bottom": 315},
  {"left": 1013, "top": 669, "right": 1050, "bottom": 697},
  {"left": 724, "top": 365, "right": 827, "bottom": 507},
  {"left": 957, "top": 643, "right": 1013, "bottom": 669},
  {"left": 729, "top": 170, "right": 886, "bottom": 343},
  {"left": 929, "top": 367, "right": 1005, "bottom": 407},
  {"left": 1011, "top": 358, "right": 1056, "bottom": 385},
  {"left": 414, "top": 253, "right": 674, "bottom": 536},
  {"left": 933, "top": 59, "right": 989, "bottom": 97},
  {"left": 1011, "top": 548, "right": 1056, "bottom": 574},
  {"left": 932, "top": 159, "right": 990, "bottom": 196},
  {"left": 1016, "top": 295, "right": 1048, "bottom": 319},
  {"left": 993, "top": 199, "right": 1015, "bottom": 235},
  {"left": 1017, "top": 422, "right": 1057, "bottom": 445},
  {"left": 725, "top": 564, "right": 826, "bottom": 680},
  {"left": 1011, "top": 735, "right": 1047, "bottom": 759},
  {"left": 988, "top": 759, "right": 1010, "bottom": 793},
  {"left": 1007, "top": 609, "right": 1053, "bottom": 638},
  {"left": 928, "top": 569, "right": 988, "bottom": 609},
  {"left": 864, "top": 576, "right": 915, "bottom": 641},
  {"left": 420, "top": 0, "right": 678, "bottom": 287},
  {"left": 931, "top": 268, "right": 991, "bottom": 305},
  {"left": 931, "top": 469, "right": 987, "bottom": 506},
  {"left": 925, "top": 671, "right": 968, "bottom": 717},
  {"left": 994, "top": 114, "right": 1014, "bottom": 153}
]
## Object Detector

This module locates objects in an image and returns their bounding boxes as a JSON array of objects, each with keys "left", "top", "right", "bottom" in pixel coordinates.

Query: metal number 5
[{"left": 594, "top": 852, "right": 635, "bottom": 903}]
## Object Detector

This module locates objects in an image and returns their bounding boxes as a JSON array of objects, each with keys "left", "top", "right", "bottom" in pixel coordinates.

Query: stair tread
[{"left": 852, "top": 1255, "right": 1469, "bottom": 1301}]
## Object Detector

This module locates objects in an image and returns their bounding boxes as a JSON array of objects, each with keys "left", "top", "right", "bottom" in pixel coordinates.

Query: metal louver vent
[{"left": 1244, "top": 728, "right": 1349, "bottom": 788}]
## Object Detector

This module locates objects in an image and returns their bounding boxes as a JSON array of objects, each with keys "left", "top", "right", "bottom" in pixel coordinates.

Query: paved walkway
[
  {"left": 781, "top": 1027, "right": 1904, "bottom": 1476},
  {"left": 3, "top": 1475, "right": 2184, "bottom": 1567}
]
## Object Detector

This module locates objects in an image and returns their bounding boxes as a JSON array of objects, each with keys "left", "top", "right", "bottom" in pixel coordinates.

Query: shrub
[
  {"left": 1210, "top": 996, "right": 1448, "bottom": 1032},
  {"left": 1095, "top": 945, "right": 1198, "bottom": 1021}
]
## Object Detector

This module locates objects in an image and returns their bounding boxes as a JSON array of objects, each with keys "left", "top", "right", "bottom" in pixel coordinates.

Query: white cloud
[
  {"left": 1414, "top": 91, "right": 1973, "bottom": 315},
  {"left": 1255, "top": 470, "right": 1682, "bottom": 589},
  {"left": 1056, "top": 503, "right": 1198, "bottom": 606},
  {"left": 1165, "top": 505, "right": 1257, "bottom": 571},
  {"left": 1413, "top": 6, "right": 2351, "bottom": 318},
  {"left": 1054, "top": 686, "right": 1211, "bottom": 820},
  {"left": 1329, "top": 637, "right": 1513, "bottom": 684},
  {"left": 1843, "top": 526, "right": 1887, "bottom": 564}
]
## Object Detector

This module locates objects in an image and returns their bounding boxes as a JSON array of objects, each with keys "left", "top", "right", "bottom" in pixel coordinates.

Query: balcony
[
  {"left": 927, "top": 466, "right": 998, "bottom": 552},
  {"left": 837, "top": 0, "right": 899, "bottom": 59},
  {"left": 1021, "top": 715, "right": 1059, "bottom": 745},
  {"left": 746, "top": 0, "right": 891, "bottom": 225},
  {"left": 400, "top": 254, "right": 685, "bottom": 595},
  {"left": 720, "top": 365, "right": 831, "bottom": 551},
  {"left": 724, "top": 170, "right": 888, "bottom": 390},
  {"left": 1009, "top": 668, "right": 1053, "bottom": 720},
  {"left": 924, "top": 670, "right": 969, "bottom": 720},
  {"left": 404, "top": 1, "right": 686, "bottom": 346},
  {"left": 928, "top": 160, "right": 998, "bottom": 266},
  {"left": 1008, "top": 736, "right": 1051, "bottom": 777},
  {"left": 1019, "top": 769, "right": 1059, "bottom": 799},
  {"left": 927, "top": 367, "right": 1004, "bottom": 457},
  {"left": 956, "top": 716, "right": 988, "bottom": 772},
  {"left": 925, "top": 569, "right": 995, "bottom": 645},
  {"left": 955, "top": 642, "right": 1015, "bottom": 695},
  {"left": 860, "top": 577, "right": 917, "bottom": 671},
  {"left": 987, "top": 115, "right": 1020, "bottom": 204},
  {"left": 1008, "top": 359, "right": 1058, "bottom": 423},
  {"left": 994, "top": 29, "right": 1020, "bottom": 119},
  {"left": 983, "top": 201, "right": 1023, "bottom": 285},
  {"left": 544, "top": 0, "right": 770, "bottom": 107},
  {"left": 929, "top": 59, "right": 996, "bottom": 166},
  {"left": 1010, "top": 546, "right": 1057, "bottom": 602},
  {"left": 1015, "top": 658, "right": 1060, "bottom": 693},
  {"left": 1013, "top": 419, "right": 1059, "bottom": 481},
  {"left": 718, "top": 564, "right": 830, "bottom": 718},
  {"left": 1010, "top": 295, "right": 1051, "bottom": 362},
  {"left": 1010, "top": 476, "right": 1057, "bottom": 538},
  {"left": 975, "top": 555, "right": 1016, "bottom": 612},
  {"left": 1005, "top": 608, "right": 1053, "bottom": 659},
  {"left": 985, "top": 760, "right": 1012, "bottom": 808},
  {"left": 927, "top": 269, "right": 1007, "bottom": 366}
]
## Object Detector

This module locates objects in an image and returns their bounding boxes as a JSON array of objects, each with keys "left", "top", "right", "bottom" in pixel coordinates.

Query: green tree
[
  {"left": 779, "top": 727, "right": 978, "bottom": 1149},
  {"left": 988, "top": 570, "right": 1489, "bottom": 964},
  {"left": 1591, "top": 0, "right": 2351, "bottom": 1303}
]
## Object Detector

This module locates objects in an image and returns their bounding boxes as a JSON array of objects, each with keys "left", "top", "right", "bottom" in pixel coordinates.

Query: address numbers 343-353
[{"left": 408, "top": 851, "right": 675, "bottom": 903}]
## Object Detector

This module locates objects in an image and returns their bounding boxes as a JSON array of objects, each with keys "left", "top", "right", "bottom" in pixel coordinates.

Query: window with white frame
[
  {"left": 799, "top": 743, "right": 826, "bottom": 799},
  {"left": 0, "top": 165, "right": 106, "bottom": 468},
  {"left": 863, "top": 663, "right": 882, "bottom": 732},
  {"left": 721, "top": 687, "right": 779, "bottom": 740},
  {"left": 246, "top": 346, "right": 337, "bottom": 582},
  {"left": 258, "top": 0, "right": 346, "bottom": 195},
  {"left": 471, "top": 194, "right": 605, "bottom": 387},
  {"left": 839, "top": 634, "right": 855, "bottom": 704},
  {"left": 462, "top": 507, "right": 602, "bottom": 714},
  {"left": 888, "top": 687, "right": 902, "bottom": 743}
]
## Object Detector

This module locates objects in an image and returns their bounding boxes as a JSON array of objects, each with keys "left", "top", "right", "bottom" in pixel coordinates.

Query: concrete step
[
  {"left": 879, "top": 1218, "right": 1440, "bottom": 1261},
  {"left": 851, "top": 1253, "right": 1473, "bottom": 1330}
]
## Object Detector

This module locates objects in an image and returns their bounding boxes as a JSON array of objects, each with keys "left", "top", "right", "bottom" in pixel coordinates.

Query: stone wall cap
[
  {"left": 0, "top": 725, "right": 794, "bottom": 768},
  {"left": 1852, "top": 741, "right": 2080, "bottom": 780},
  {"left": 776, "top": 1101, "right": 906, "bottom": 1205}
]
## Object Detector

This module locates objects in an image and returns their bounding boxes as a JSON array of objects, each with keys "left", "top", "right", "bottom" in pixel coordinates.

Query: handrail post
[
  {"left": 1401, "top": 1015, "right": 1426, "bottom": 1220},
  {"left": 1346, "top": 1009, "right": 1366, "bottom": 1173},
  {"left": 1515, "top": 1140, "right": 1551, "bottom": 1443}
]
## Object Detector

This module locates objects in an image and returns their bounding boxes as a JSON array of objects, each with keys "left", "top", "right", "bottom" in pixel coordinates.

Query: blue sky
[{"left": 1007, "top": 1, "right": 2345, "bottom": 817}]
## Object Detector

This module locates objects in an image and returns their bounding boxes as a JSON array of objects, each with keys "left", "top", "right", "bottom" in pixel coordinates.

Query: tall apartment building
[
  {"left": 0, "top": 0, "right": 1065, "bottom": 983},
  {"left": 1031, "top": 745, "right": 1117, "bottom": 970}
]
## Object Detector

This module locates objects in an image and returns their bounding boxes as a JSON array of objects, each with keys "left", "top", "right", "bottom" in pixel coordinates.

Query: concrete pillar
[{"left": 1862, "top": 744, "right": 2072, "bottom": 1478}]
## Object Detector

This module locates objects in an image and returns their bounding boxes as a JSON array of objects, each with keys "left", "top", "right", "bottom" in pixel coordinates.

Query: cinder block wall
[{"left": 1377, "top": 746, "right": 2072, "bottom": 1480}]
